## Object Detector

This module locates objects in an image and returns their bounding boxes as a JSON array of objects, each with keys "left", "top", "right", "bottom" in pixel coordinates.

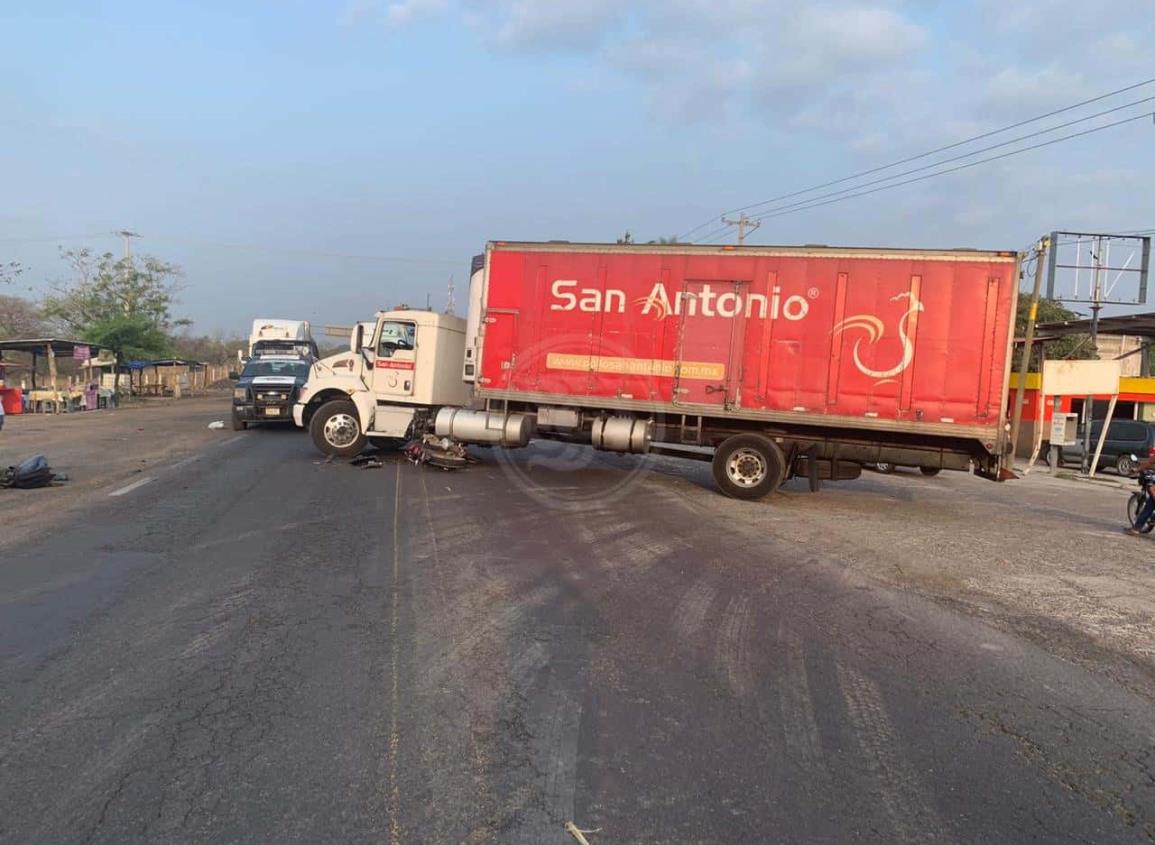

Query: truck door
[
  {"left": 372, "top": 318, "right": 417, "bottom": 400},
  {"left": 674, "top": 280, "right": 747, "bottom": 409}
]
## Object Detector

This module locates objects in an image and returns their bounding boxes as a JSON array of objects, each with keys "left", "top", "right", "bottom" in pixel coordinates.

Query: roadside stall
[
  {"left": 0, "top": 338, "right": 117, "bottom": 414},
  {"left": 123, "top": 358, "right": 208, "bottom": 397}
]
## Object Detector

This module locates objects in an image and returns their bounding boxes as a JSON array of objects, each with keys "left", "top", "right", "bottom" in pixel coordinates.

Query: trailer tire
[
  {"left": 310, "top": 399, "right": 367, "bottom": 458},
  {"left": 919, "top": 467, "right": 941, "bottom": 477},
  {"left": 712, "top": 434, "right": 785, "bottom": 500}
]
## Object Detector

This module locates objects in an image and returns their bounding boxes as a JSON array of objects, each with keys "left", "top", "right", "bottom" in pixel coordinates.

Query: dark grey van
[{"left": 1059, "top": 419, "right": 1155, "bottom": 475}]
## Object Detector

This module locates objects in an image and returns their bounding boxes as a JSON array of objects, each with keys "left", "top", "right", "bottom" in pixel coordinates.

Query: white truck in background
[{"left": 238, "top": 319, "right": 319, "bottom": 365}]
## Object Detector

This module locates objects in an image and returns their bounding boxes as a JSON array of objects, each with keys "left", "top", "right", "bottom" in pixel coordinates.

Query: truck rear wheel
[
  {"left": 712, "top": 434, "right": 785, "bottom": 500},
  {"left": 310, "top": 399, "right": 366, "bottom": 458}
]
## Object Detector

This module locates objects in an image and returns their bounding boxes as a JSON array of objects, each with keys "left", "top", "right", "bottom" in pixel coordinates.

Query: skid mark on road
[
  {"left": 673, "top": 578, "right": 717, "bottom": 641},
  {"left": 715, "top": 596, "right": 753, "bottom": 696},
  {"left": 509, "top": 683, "right": 583, "bottom": 845},
  {"left": 837, "top": 663, "right": 949, "bottom": 844},
  {"left": 421, "top": 585, "right": 561, "bottom": 686},
  {"left": 179, "top": 585, "right": 256, "bottom": 659},
  {"left": 187, "top": 517, "right": 333, "bottom": 552},
  {"left": 777, "top": 625, "right": 827, "bottom": 782}
]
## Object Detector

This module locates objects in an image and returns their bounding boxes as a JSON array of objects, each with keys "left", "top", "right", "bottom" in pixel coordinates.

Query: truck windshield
[{"left": 242, "top": 360, "right": 310, "bottom": 379}]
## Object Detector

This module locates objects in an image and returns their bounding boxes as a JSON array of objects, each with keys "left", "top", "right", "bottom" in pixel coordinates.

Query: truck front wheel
[
  {"left": 310, "top": 399, "right": 367, "bottom": 458},
  {"left": 712, "top": 434, "right": 785, "bottom": 500}
]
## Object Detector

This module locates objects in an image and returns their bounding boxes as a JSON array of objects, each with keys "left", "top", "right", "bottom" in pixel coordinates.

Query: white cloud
[
  {"left": 365, "top": 0, "right": 1155, "bottom": 160},
  {"left": 484, "top": 0, "right": 626, "bottom": 51},
  {"left": 384, "top": 0, "right": 450, "bottom": 28}
]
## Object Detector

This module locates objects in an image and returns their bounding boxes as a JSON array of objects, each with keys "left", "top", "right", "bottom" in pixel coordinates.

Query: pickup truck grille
[{"left": 256, "top": 390, "right": 291, "bottom": 402}]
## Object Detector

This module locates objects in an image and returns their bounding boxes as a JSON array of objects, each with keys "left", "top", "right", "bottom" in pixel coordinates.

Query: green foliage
[
  {"left": 1014, "top": 295, "right": 1091, "bottom": 371},
  {"left": 646, "top": 236, "right": 680, "bottom": 244},
  {"left": 41, "top": 247, "right": 190, "bottom": 362},
  {"left": 616, "top": 231, "right": 634, "bottom": 245},
  {"left": 84, "top": 315, "right": 173, "bottom": 361},
  {"left": 43, "top": 248, "right": 188, "bottom": 337}
]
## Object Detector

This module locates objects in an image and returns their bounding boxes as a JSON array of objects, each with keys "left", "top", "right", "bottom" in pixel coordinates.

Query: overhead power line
[
  {"left": 725, "top": 95, "right": 1155, "bottom": 224},
  {"left": 702, "top": 110, "right": 1153, "bottom": 235},
  {"left": 680, "top": 75, "right": 1155, "bottom": 241}
]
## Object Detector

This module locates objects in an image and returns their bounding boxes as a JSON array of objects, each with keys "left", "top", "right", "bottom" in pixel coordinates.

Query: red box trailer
[{"left": 465, "top": 241, "right": 1019, "bottom": 496}]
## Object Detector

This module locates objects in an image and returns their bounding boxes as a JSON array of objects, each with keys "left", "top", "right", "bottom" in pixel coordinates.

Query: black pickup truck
[{"left": 232, "top": 357, "right": 312, "bottom": 430}]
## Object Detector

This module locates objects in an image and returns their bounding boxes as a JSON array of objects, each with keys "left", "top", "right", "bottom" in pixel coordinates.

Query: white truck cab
[{"left": 294, "top": 308, "right": 469, "bottom": 455}]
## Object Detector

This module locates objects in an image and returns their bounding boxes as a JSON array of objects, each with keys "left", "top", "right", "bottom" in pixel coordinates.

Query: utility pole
[
  {"left": 720, "top": 212, "right": 760, "bottom": 245},
  {"left": 1080, "top": 236, "right": 1105, "bottom": 474},
  {"left": 115, "top": 230, "right": 140, "bottom": 260},
  {"left": 445, "top": 274, "right": 456, "bottom": 315},
  {"left": 1010, "top": 235, "right": 1049, "bottom": 465}
]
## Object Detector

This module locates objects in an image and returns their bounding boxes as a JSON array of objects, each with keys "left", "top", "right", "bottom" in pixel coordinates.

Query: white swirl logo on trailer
[{"left": 831, "top": 291, "right": 924, "bottom": 383}]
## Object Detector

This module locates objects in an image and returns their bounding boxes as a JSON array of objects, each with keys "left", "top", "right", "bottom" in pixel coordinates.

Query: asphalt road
[{"left": 2, "top": 427, "right": 1154, "bottom": 843}]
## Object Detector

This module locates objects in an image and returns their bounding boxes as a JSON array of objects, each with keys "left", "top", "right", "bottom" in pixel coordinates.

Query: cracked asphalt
[{"left": 2, "top": 424, "right": 1155, "bottom": 843}]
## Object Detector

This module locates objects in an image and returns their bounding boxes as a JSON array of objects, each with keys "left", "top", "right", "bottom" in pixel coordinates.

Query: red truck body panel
[{"left": 475, "top": 243, "right": 1019, "bottom": 450}]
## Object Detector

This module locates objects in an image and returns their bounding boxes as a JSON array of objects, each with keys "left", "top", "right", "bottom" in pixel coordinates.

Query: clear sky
[{"left": 1, "top": 0, "right": 1151, "bottom": 336}]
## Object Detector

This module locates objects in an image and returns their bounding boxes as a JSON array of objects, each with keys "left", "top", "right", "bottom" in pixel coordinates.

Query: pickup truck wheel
[
  {"left": 919, "top": 467, "right": 941, "bottom": 477},
  {"left": 712, "top": 434, "right": 784, "bottom": 500},
  {"left": 310, "top": 400, "right": 366, "bottom": 457},
  {"left": 231, "top": 412, "right": 247, "bottom": 431}
]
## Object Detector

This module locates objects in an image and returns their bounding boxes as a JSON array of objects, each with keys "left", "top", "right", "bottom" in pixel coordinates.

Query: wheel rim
[
  {"left": 877, "top": 463, "right": 891, "bottom": 472},
  {"left": 726, "top": 447, "right": 768, "bottom": 488},
  {"left": 1120, "top": 458, "right": 1133, "bottom": 474},
  {"left": 323, "top": 412, "right": 360, "bottom": 448}
]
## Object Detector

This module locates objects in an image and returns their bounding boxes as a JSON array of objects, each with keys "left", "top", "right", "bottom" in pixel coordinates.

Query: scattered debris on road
[
  {"left": 403, "top": 435, "right": 474, "bottom": 470},
  {"left": 350, "top": 454, "right": 385, "bottom": 469},
  {"left": 207, "top": 420, "right": 225, "bottom": 429},
  {"left": 565, "top": 821, "right": 600, "bottom": 844},
  {"left": 1, "top": 455, "right": 65, "bottom": 489}
]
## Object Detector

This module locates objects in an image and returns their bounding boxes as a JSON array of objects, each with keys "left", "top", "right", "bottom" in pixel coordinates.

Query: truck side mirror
[
  {"left": 228, "top": 371, "right": 240, "bottom": 381},
  {"left": 351, "top": 324, "right": 364, "bottom": 354}
]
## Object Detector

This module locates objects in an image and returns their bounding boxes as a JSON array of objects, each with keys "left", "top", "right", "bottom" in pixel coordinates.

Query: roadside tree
[
  {"left": 0, "top": 294, "right": 46, "bottom": 339},
  {"left": 1014, "top": 296, "right": 1091, "bottom": 371},
  {"left": 42, "top": 248, "right": 189, "bottom": 358}
]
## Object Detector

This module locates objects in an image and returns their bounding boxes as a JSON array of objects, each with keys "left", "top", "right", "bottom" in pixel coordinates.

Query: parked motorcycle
[{"left": 1127, "top": 454, "right": 1155, "bottom": 533}]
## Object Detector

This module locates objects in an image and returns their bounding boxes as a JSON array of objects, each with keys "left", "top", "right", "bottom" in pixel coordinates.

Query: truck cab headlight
[{"left": 233, "top": 388, "right": 249, "bottom": 401}]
